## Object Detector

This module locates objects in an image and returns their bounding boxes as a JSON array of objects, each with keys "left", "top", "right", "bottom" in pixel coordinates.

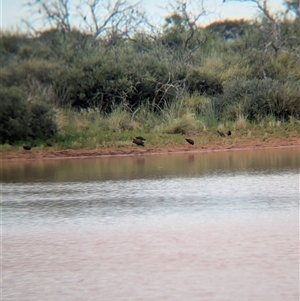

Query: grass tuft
[
  {"left": 164, "top": 113, "right": 198, "bottom": 135},
  {"left": 236, "top": 114, "right": 247, "bottom": 130}
]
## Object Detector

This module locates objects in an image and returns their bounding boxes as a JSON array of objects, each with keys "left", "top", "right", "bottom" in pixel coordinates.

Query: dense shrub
[
  {"left": 52, "top": 46, "right": 187, "bottom": 111},
  {"left": 213, "top": 78, "right": 300, "bottom": 121},
  {"left": 0, "top": 86, "right": 58, "bottom": 144},
  {"left": 206, "top": 19, "right": 252, "bottom": 41},
  {"left": 264, "top": 52, "right": 300, "bottom": 81},
  {"left": 0, "top": 33, "right": 28, "bottom": 59},
  {"left": 0, "top": 16, "right": 299, "bottom": 127},
  {"left": 187, "top": 69, "right": 223, "bottom": 95},
  {"left": 0, "top": 87, "right": 30, "bottom": 143},
  {"left": 28, "top": 102, "right": 58, "bottom": 140}
]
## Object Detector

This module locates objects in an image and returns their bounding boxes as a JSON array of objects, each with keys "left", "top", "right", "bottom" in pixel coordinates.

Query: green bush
[
  {"left": 0, "top": 16, "right": 299, "bottom": 129},
  {"left": 214, "top": 78, "right": 300, "bottom": 121},
  {"left": 0, "top": 33, "right": 27, "bottom": 58},
  {"left": 52, "top": 45, "right": 182, "bottom": 111},
  {"left": 28, "top": 102, "right": 58, "bottom": 140},
  {"left": 0, "top": 86, "right": 58, "bottom": 144},
  {"left": 187, "top": 68, "right": 223, "bottom": 95},
  {"left": 265, "top": 52, "right": 300, "bottom": 81},
  {"left": 0, "top": 87, "right": 30, "bottom": 143}
]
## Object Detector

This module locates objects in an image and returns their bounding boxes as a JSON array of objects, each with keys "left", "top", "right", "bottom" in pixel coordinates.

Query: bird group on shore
[
  {"left": 23, "top": 130, "right": 232, "bottom": 151},
  {"left": 21, "top": 128, "right": 232, "bottom": 151},
  {"left": 132, "top": 130, "right": 231, "bottom": 148}
]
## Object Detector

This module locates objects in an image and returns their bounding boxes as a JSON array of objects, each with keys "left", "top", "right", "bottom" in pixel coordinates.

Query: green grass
[
  {"left": 1, "top": 106, "right": 299, "bottom": 153},
  {"left": 2, "top": 21, "right": 299, "bottom": 151}
]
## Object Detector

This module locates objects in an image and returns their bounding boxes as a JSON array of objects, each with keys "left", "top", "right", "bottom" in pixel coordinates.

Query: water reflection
[{"left": 1, "top": 148, "right": 299, "bottom": 183}]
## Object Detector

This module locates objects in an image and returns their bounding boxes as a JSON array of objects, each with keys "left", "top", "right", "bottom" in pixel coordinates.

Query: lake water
[{"left": 1, "top": 148, "right": 299, "bottom": 301}]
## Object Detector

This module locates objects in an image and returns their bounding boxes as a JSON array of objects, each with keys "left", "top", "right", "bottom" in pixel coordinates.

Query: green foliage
[
  {"left": 0, "top": 86, "right": 57, "bottom": 144},
  {"left": 187, "top": 69, "right": 223, "bottom": 95},
  {"left": 0, "top": 87, "right": 30, "bottom": 143},
  {"left": 106, "top": 107, "right": 131, "bottom": 132},
  {"left": 28, "top": 102, "right": 58, "bottom": 140},
  {"left": 1, "top": 15, "right": 299, "bottom": 148},
  {"left": 164, "top": 113, "right": 199, "bottom": 135},
  {"left": 214, "top": 78, "right": 300, "bottom": 121},
  {"left": 0, "top": 32, "right": 28, "bottom": 60},
  {"left": 206, "top": 19, "right": 252, "bottom": 41},
  {"left": 20, "top": 59, "right": 59, "bottom": 84},
  {"left": 266, "top": 52, "right": 300, "bottom": 81}
]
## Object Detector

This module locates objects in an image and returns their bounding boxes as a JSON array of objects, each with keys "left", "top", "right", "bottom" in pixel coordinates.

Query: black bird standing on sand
[
  {"left": 217, "top": 130, "right": 226, "bottom": 138},
  {"left": 133, "top": 138, "right": 145, "bottom": 146},
  {"left": 227, "top": 130, "right": 231, "bottom": 136},
  {"left": 185, "top": 138, "right": 194, "bottom": 145}
]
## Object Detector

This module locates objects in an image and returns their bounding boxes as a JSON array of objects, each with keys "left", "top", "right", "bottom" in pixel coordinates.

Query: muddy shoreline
[{"left": 1, "top": 138, "right": 299, "bottom": 161}]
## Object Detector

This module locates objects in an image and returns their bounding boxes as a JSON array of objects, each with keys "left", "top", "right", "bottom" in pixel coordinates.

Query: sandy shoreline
[{"left": 1, "top": 138, "right": 299, "bottom": 161}]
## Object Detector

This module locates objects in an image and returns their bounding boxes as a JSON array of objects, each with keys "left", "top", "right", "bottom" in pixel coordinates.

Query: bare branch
[
  {"left": 23, "top": 0, "right": 146, "bottom": 40},
  {"left": 24, "top": 0, "right": 72, "bottom": 32},
  {"left": 83, "top": 0, "right": 143, "bottom": 39},
  {"left": 224, "top": 0, "right": 283, "bottom": 49}
]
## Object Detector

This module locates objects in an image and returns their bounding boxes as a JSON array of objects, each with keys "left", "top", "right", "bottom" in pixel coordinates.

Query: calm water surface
[{"left": 1, "top": 148, "right": 299, "bottom": 301}]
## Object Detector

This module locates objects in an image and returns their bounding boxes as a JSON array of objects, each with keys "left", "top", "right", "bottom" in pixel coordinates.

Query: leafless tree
[
  {"left": 223, "top": 0, "right": 298, "bottom": 54},
  {"left": 163, "top": 0, "right": 210, "bottom": 57},
  {"left": 170, "top": 0, "right": 208, "bottom": 51},
  {"left": 79, "top": 0, "right": 146, "bottom": 40},
  {"left": 24, "top": 0, "right": 72, "bottom": 34},
  {"left": 23, "top": 0, "right": 146, "bottom": 40}
]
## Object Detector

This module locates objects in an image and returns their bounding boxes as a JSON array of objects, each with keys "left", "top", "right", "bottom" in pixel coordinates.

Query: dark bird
[
  {"left": 217, "top": 130, "right": 226, "bottom": 138},
  {"left": 227, "top": 130, "right": 231, "bottom": 136},
  {"left": 135, "top": 136, "right": 146, "bottom": 141},
  {"left": 23, "top": 145, "right": 31, "bottom": 151},
  {"left": 132, "top": 138, "right": 144, "bottom": 146},
  {"left": 185, "top": 138, "right": 194, "bottom": 145}
]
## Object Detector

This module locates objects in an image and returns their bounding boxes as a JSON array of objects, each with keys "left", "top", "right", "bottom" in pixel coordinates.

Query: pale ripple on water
[{"left": 2, "top": 171, "right": 299, "bottom": 228}]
